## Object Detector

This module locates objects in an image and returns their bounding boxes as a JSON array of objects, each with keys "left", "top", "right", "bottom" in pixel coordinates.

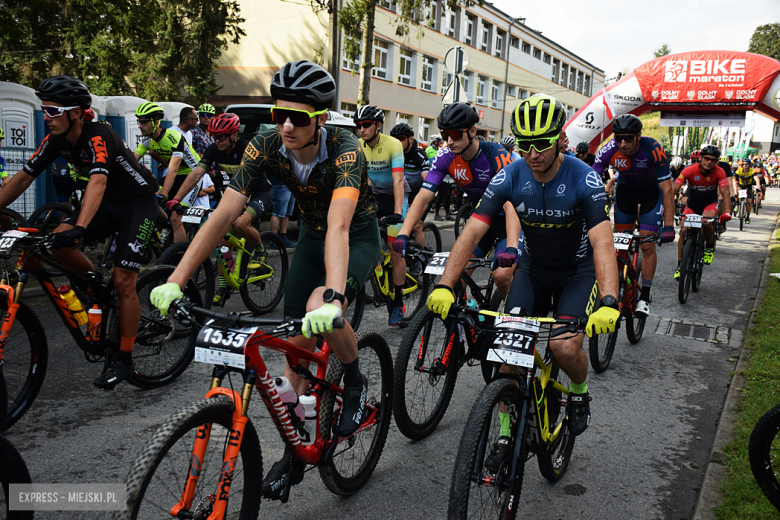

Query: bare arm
[
  {"left": 439, "top": 217, "right": 491, "bottom": 289},
  {"left": 168, "top": 188, "right": 246, "bottom": 287},
  {"left": 393, "top": 170, "right": 405, "bottom": 214},
  {"left": 659, "top": 179, "right": 674, "bottom": 227},
  {"left": 398, "top": 189, "right": 436, "bottom": 236},
  {"left": 0, "top": 171, "right": 36, "bottom": 209},
  {"left": 324, "top": 199, "right": 358, "bottom": 300},
  {"left": 503, "top": 201, "right": 521, "bottom": 249},
  {"left": 672, "top": 181, "right": 682, "bottom": 196},
  {"left": 719, "top": 184, "right": 731, "bottom": 214},
  {"left": 173, "top": 165, "right": 207, "bottom": 202},
  {"left": 589, "top": 220, "right": 618, "bottom": 300},
  {"left": 75, "top": 175, "right": 107, "bottom": 229},
  {"left": 159, "top": 156, "right": 182, "bottom": 197}
]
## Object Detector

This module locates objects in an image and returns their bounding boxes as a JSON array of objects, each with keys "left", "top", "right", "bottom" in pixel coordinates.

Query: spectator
[
  {"left": 270, "top": 176, "right": 297, "bottom": 248},
  {"left": 173, "top": 107, "right": 198, "bottom": 144},
  {"left": 192, "top": 103, "right": 216, "bottom": 156}
]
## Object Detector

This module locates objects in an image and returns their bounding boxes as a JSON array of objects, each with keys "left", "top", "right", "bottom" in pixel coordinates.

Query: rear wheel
[
  {"left": 678, "top": 238, "right": 694, "bottom": 304},
  {"left": 625, "top": 256, "right": 646, "bottom": 344},
  {"left": 454, "top": 204, "right": 473, "bottom": 239},
  {"left": 588, "top": 292, "right": 619, "bottom": 373},
  {"left": 343, "top": 284, "right": 365, "bottom": 332},
  {"left": 749, "top": 403, "right": 780, "bottom": 512},
  {"left": 27, "top": 203, "right": 67, "bottom": 235},
  {"left": 239, "top": 231, "right": 288, "bottom": 315},
  {"left": 155, "top": 240, "right": 215, "bottom": 309},
  {"left": 318, "top": 330, "right": 393, "bottom": 496},
  {"left": 0, "top": 434, "right": 34, "bottom": 519},
  {"left": 692, "top": 239, "right": 704, "bottom": 293},
  {"left": 421, "top": 222, "right": 442, "bottom": 253}
]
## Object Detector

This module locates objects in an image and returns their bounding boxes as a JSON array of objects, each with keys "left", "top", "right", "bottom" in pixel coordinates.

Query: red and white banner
[{"left": 565, "top": 51, "right": 780, "bottom": 153}]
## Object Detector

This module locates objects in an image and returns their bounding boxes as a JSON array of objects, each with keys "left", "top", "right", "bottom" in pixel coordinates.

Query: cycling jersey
[
  {"left": 361, "top": 134, "right": 409, "bottom": 195},
  {"left": 0, "top": 155, "right": 6, "bottom": 178},
  {"left": 593, "top": 136, "right": 670, "bottom": 190},
  {"left": 198, "top": 139, "right": 271, "bottom": 198},
  {"left": 578, "top": 153, "right": 596, "bottom": 167},
  {"left": 472, "top": 156, "right": 609, "bottom": 269},
  {"left": 734, "top": 167, "right": 756, "bottom": 186},
  {"left": 717, "top": 161, "right": 734, "bottom": 179},
  {"left": 403, "top": 146, "right": 430, "bottom": 193},
  {"left": 423, "top": 141, "right": 512, "bottom": 202},
  {"left": 135, "top": 128, "right": 200, "bottom": 176},
  {"left": 229, "top": 126, "right": 376, "bottom": 237},
  {"left": 675, "top": 164, "right": 727, "bottom": 213},
  {"left": 24, "top": 122, "right": 158, "bottom": 202}
]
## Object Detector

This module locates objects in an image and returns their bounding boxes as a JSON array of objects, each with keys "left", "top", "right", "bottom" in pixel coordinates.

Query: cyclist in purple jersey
[
  {"left": 593, "top": 114, "right": 675, "bottom": 317},
  {"left": 393, "top": 103, "right": 520, "bottom": 298}
]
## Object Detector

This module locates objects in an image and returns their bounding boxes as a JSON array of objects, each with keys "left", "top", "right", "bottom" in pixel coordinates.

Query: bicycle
[
  {"left": 393, "top": 254, "right": 504, "bottom": 440},
  {"left": 735, "top": 189, "right": 749, "bottom": 231},
  {"left": 454, "top": 203, "right": 473, "bottom": 239},
  {"left": 753, "top": 188, "right": 762, "bottom": 215},
  {"left": 175, "top": 206, "right": 288, "bottom": 315},
  {"left": 749, "top": 403, "right": 780, "bottom": 512},
  {"left": 678, "top": 214, "right": 717, "bottom": 304},
  {"left": 447, "top": 306, "right": 587, "bottom": 519},
  {"left": 588, "top": 232, "right": 658, "bottom": 373},
  {"left": 0, "top": 230, "right": 203, "bottom": 431},
  {"left": 114, "top": 299, "right": 393, "bottom": 518}
]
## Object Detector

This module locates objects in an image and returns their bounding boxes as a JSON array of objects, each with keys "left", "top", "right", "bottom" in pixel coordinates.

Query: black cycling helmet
[
  {"left": 390, "top": 122, "right": 414, "bottom": 138},
  {"left": 36, "top": 75, "right": 92, "bottom": 108},
  {"left": 700, "top": 145, "right": 721, "bottom": 159},
  {"left": 353, "top": 105, "right": 385, "bottom": 123},
  {"left": 576, "top": 141, "right": 590, "bottom": 154},
  {"left": 611, "top": 114, "right": 643, "bottom": 134},
  {"left": 270, "top": 60, "right": 336, "bottom": 111},
  {"left": 437, "top": 102, "right": 479, "bottom": 130}
]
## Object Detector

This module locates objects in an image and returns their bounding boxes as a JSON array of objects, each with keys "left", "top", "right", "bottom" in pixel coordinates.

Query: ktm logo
[{"left": 90, "top": 136, "right": 108, "bottom": 164}]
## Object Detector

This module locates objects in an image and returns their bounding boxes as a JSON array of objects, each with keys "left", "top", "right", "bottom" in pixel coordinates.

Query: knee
[
  {"left": 550, "top": 339, "right": 580, "bottom": 365},
  {"left": 305, "top": 288, "right": 327, "bottom": 312},
  {"left": 234, "top": 214, "right": 252, "bottom": 234},
  {"left": 112, "top": 271, "right": 137, "bottom": 299},
  {"left": 493, "top": 268, "right": 513, "bottom": 287},
  {"left": 640, "top": 242, "right": 655, "bottom": 256}
]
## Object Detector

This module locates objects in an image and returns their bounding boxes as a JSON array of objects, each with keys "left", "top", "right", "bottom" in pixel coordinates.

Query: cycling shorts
[
  {"left": 683, "top": 203, "right": 718, "bottom": 221},
  {"left": 64, "top": 197, "right": 159, "bottom": 272},
  {"left": 474, "top": 213, "right": 508, "bottom": 259},
  {"left": 613, "top": 184, "right": 663, "bottom": 233},
  {"left": 737, "top": 185, "right": 754, "bottom": 197},
  {"left": 504, "top": 260, "right": 598, "bottom": 320},
  {"left": 761, "top": 177, "right": 767, "bottom": 186},
  {"left": 375, "top": 192, "right": 408, "bottom": 241},
  {"left": 284, "top": 221, "right": 381, "bottom": 319},
  {"left": 244, "top": 191, "right": 272, "bottom": 223}
]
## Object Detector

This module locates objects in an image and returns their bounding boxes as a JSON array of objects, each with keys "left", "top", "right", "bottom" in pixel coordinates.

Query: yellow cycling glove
[
  {"left": 427, "top": 285, "right": 455, "bottom": 320},
  {"left": 585, "top": 304, "right": 620, "bottom": 338}
]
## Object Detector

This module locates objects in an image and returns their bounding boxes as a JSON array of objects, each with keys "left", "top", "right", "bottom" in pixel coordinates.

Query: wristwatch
[
  {"left": 322, "top": 288, "right": 346, "bottom": 305},
  {"left": 600, "top": 295, "right": 619, "bottom": 310}
]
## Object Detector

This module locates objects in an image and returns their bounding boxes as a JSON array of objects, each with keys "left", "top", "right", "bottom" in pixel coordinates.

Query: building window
[
  {"left": 488, "top": 131, "right": 496, "bottom": 142},
  {"left": 441, "top": 71, "right": 453, "bottom": 95},
  {"left": 342, "top": 36, "right": 361, "bottom": 73},
  {"left": 518, "top": 89, "right": 528, "bottom": 99},
  {"left": 378, "top": 0, "right": 394, "bottom": 11},
  {"left": 464, "top": 14, "right": 475, "bottom": 46},
  {"left": 569, "top": 68, "right": 575, "bottom": 89},
  {"left": 491, "top": 80, "right": 502, "bottom": 109},
  {"left": 495, "top": 29, "right": 505, "bottom": 58},
  {"left": 419, "top": 118, "right": 431, "bottom": 142},
  {"left": 521, "top": 41, "right": 530, "bottom": 54},
  {"left": 506, "top": 85, "right": 516, "bottom": 97},
  {"left": 448, "top": 8, "right": 457, "bottom": 38},
  {"left": 480, "top": 22, "right": 491, "bottom": 53},
  {"left": 551, "top": 59, "right": 559, "bottom": 82},
  {"left": 576, "top": 71, "right": 582, "bottom": 93},
  {"left": 510, "top": 36, "right": 519, "bottom": 49},
  {"left": 396, "top": 112, "right": 411, "bottom": 125},
  {"left": 560, "top": 63, "right": 568, "bottom": 86},
  {"left": 461, "top": 71, "right": 473, "bottom": 102},
  {"left": 372, "top": 39, "right": 389, "bottom": 80},
  {"left": 543, "top": 53, "right": 551, "bottom": 64},
  {"left": 476, "top": 75, "right": 487, "bottom": 105},
  {"left": 532, "top": 47, "right": 541, "bottom": 60},
  {"left": 584, "top": 75, "right": 591, "bottom": 96},
  {"left": 421, "top": 56, "right": 435, "bottom": 92},
  {"left": 340, "top": 102, "right": 357, "bottom": 118},
  {"left": 398, "top": 48, "right": 414, "bottom": 86}
]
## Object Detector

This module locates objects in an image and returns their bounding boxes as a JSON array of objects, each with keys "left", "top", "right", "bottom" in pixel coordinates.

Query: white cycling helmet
[
  {"left": 670, "top": 156, "right": 684, "bottom": 169},
  {"left": 500, "top": 135, "right": 516, "bottom": 147}
]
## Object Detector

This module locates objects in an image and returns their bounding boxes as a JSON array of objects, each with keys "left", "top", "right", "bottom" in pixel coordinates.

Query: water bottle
[
  {"left": 57, "top": 285, "right": 88, "bottom": 326},
  {"left": 275, "top": 376, "right": 304, "bottom": 424},
  {"left": 298, "top": 394, "right": 317, "bottom": 446},
  {"left": 466, "top": 298, "right": 485, "bottom": 322},
  {"left": 87, "top": 305, "right": 102, "bottom": 342},
  {"left": 221, "top": 246, "right": 235, "bottom": 271}
]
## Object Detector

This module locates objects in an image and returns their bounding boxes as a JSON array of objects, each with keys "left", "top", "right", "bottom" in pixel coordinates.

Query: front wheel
[
  {"left": 343, "top": 283, "right": 365, "bottom": 333},
  {"left": 393, "top": 310, "right": 459, "bottom": 440},
  {"left": 536, "top": 352, "right": 575, "bottom": 481},
  {"left": 0, "top": 435, "right": 34, "bottom": 519},
  {"left": 625, "top": 256, "right": 646, "bottom": 344},
  {"left": 155, "top": 240, "right": 215, "bottom": 309},
  {"left": 750, "top": 403, "right": 780, "bottom": 512},
  {"left": 454, "top": 204, "right": 473, "bottom": 239},
  {"left": 318, "top": 330, "right": 393, "bottom": 496},
  {"left": 239, "top": 231, "right": 288, "bottom": 315},
  {"left": 692, "top": 239, "right": 704, "bottom": 293},
  {"left": 421, "top": 222, "right": 442, "bottom": 253},
  {"left": 109, "top": 265, "right": 204, "bottom": 389},
  {"left": 116, "top": 396, "right": 263, "bottom": 520},
  {"left": 448, "top": 378, "right": 525, "bottom": 520},
  {"left": 678, "top": 238, "right": 694, "bottom": 304}
]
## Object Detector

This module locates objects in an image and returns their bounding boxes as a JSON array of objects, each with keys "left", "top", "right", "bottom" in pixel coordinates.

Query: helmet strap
[
  {"left": 303, "top": 121, "right": 321, "bottom": 149},
  {"left": 541, "top": 144, "right": 562, "bottom": 175}
]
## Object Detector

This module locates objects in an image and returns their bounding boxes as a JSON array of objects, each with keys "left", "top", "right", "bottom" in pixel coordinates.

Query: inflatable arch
[{"left": 565, "top": 51, "right": 780, "bottom": 153}]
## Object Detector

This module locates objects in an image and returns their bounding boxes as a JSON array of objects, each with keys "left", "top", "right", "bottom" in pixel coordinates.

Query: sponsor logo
[
  {"left": 484, "top": 188, "right": 495, "bottom": 198},
  {"left": 736, "top": 89, "right": 758, "bottom": 100},
  {"left": 686, "top": 91, "right": 696, "bottom": 100},
  {"left": 526, "top": 208, "right": 577, "bottom": 217},
  {"left": 80, "top": 150, "right": 90, "bottom": 161},
  {"left": 516, "top": 202, "right": 526, "bottom": 213},
  {"left": 120, "top": 260, "right": 142, "bottom": 269},
  {"left": 521, "top": 181, "right": 533, "bottom": 195},
  {"left": 634, "top": 158, "right": 648, "bottom": 168},
  {"left": 115, "top": 157, "right": 149, "bottom": 186},
  {"left": 491, "top": 170, "right": 506, "bottom": 185},
  {"left": 695, "top": 175, "right": 700, "bottom": 181},
  {"left": 245, "top": 143, "right": 260, "bottom": 160},
  {"left": 664, "top": 59, "right": 746, "bottom": 83},
  {"left": 591, "top": 192, "right": 607, "bottom": 201},
  {"left": 725, "top": 91, "right": 734, "bottom": 99},
  {"left": 698, "top": 91, "right": 717, "bottom": 100},
  {"left": 613, "top": 158, "right": 628, "bottom": 169},
  {"left": 556, "top": 184, "right": 566, "bottom": 195},
  {"left": 661, "top": 91, "right": 680, "bottom": 100},
  {"left": 585, "top": 172, "right": 603, "bottom": 189},
  {"left": 611, "top": 94, "right": 642, "bottom": 103},
  {"left": 90, "top": 136, "right": 108, "bottom": 164},
  {"left": 585, "top": 112, "right": 595, "bottom": 124},
  {"left": 651, "top": 90, "right": 659, "bottom": 99},
  {"left": 128, "top": 240, "right": 145, "bottom": 254},
  {"left": 665, "top": 61, "right": 687, "bottom": 82},
  {"left": 521, "top": 219, "right": 576, "bottom": 229},
  {"left": 452, "top": 167, "right": 470, "bottom": 181}
]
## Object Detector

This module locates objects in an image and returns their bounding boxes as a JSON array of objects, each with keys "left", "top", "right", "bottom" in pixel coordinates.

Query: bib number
[
  {"left": 193, "top": 319, "right": 257, "bottom": 369},
  {"left": 182, "top": 207, "right": 208, "bottom": 224},
  {"left": 486, "top": 316, "right": 540, "bottom": 368},
  {"left": 738, "top": 189, "right": 747, "bottom": 198},
  {"left": 221, "top": 171, "right": 230, "bottom": 184},
  {"left": 612, "top": 233, "right": 632, "bottom": 251},
  {"left": 685, "top": 214, "right": 702, "bottom": 228},
  {"left": 0, "top": 230, "right": 27, "bottom": 254},
  {"left": 425, "top": 252, "right": 450, "bottom": 275}
]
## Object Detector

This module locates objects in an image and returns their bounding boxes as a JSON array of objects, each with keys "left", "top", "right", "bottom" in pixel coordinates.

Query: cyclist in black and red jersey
[
  {"left": 390, "top": 122, "right": 430, "bottom": 248},
  {"left": 0, "top": 76, "right": 159, "bottom": 389}
]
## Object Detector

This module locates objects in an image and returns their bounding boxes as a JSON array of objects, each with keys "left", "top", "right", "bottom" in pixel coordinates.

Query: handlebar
[
  {"left": 454, "top": 302, "right": 587, "bottom": 337},
  {"left": 169, "top": 300, "right": 346, "bottom": 331}
]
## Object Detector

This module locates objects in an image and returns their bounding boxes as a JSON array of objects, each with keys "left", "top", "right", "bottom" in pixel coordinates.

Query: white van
[{"left": 225, "top": 104, "right": 356, "bottom": 140}]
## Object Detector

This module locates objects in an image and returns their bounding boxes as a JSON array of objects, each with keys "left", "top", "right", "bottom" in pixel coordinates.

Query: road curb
[{"left": 692, "top": 206, "right": 780, "bottom": 520}]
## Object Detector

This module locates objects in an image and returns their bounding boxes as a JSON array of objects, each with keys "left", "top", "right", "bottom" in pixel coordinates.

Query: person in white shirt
[{"left": 172, "top": 107, "right": 198, "bottom": 144}]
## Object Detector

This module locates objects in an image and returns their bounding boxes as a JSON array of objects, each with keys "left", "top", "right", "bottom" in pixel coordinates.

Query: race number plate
[
  {"left": 738, "top": 189, "right": 747, "bottom": 198},
  {"left": 0, "top": 230, "right": 27, "bottom": 254},
  {"left": 425, "top": 252, "right": 450, "bottom": 275},
  {"left": 221, "top": 171, "right": 230, "bottom": 184},
  {"left": 193, "top": 319, "right": 257, "bottom": 369},
  {"left": 486, "top": 316, "right": 540, "bottom": 368},
  {"left": 685, "top": 214, "right": 703, "bottom": 228},
  {"left": 182, "top": 207, "right": 207, "bottom": 223},
  {"left": 613, "top": 233, "right": 632, "bottom": 251}
]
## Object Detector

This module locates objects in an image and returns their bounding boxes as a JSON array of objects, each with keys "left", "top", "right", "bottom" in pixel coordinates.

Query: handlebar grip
[{"left": 333, "top": 317, "right": 346, "bottom": 329}]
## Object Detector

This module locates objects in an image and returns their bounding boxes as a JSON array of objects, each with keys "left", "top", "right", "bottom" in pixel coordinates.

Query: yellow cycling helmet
[
  {"left": 510, "top": 94, "right": 566, "bottom": 140},
  {"left": 0, "top": 126, "right": 4, "bottom": 139}
]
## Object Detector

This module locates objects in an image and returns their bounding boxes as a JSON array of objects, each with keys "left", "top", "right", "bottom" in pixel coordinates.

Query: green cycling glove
[
  {"left": 150, "top": 282, "right": 183, "bottom": 316},
  {"left": 302, "top": 303, "right": 343, "bottom": 339}
]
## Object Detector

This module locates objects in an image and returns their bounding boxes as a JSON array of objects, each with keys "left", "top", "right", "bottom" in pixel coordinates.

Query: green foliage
[
  {"left": 748, "top": 23, "right": 780, "bottom": 61},
  {"left": 0, "top": 0, "right": 245, "bottom": 104},
  {"left": 653, "top": 43, "right": 671, "bottom": 58}
]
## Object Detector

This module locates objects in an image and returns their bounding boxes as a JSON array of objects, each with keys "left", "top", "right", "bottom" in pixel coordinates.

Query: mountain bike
[
  {"left": 678, "top": 214, "right": 717, "bottom": 304},
  {"left": 393, "top": 254, "right": 504, "bottom": 440},
  {"left": 1, "top": 366, "right": 33, "bottom": 519},
  {"left": 753, "top": 188, "right": 762, "bottom": 215},
  {"left": 588, "top": 232, "right": 657, "bottom": 373},
  {"left": 0, "top": 230, "right": 203, "bottom": 431},
  {"left": 454, "top": 204, "right": 473, "bottom": 239},
  {"left": 177, "top": 206, "right": 287, "bottom": 315},
  {"left": 114, "top": 300, "right": 392, "bottom": 519},
  {"left": 448, "top": 306, "right": 586, "bottom": 519},
  {"left": 751, "top": 403, "right": 780, "bottom": 512},
  {"left": 735, "top": 189, "right": 749, "bottom": 231}
]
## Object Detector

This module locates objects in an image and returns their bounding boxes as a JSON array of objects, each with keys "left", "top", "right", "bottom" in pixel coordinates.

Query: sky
[{"left": 489, "top": 0, "right": 777, "bottom": 80}]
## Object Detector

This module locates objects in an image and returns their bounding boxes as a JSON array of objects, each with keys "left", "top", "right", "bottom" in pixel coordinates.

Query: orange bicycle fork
[{"left": 0, "top": 279, "right": 24, "bottom": 358}]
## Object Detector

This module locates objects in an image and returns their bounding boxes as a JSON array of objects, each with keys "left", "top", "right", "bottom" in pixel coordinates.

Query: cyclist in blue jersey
[
  {"left": 501, "top": 135, "right": 521, "bottom": 162},
  {"left": 354, "top": 105, "right": 410, "bottom": 326},
  {"left": 594, "top": 114, "right": 674, "bottom": 317},
  {"left": 428, "top": 95, "right": 619, "bottom": 449},
  {"left": 393, "top": 103, "right": 519, "bottom": 298},
  {"left": 390, "top": 122, "right": 430, "bottom": 248}
]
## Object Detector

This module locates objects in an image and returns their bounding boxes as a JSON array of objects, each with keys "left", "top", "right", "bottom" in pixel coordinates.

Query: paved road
[{"left": 4, "top": 189, "right": 778, "bottom": 519}]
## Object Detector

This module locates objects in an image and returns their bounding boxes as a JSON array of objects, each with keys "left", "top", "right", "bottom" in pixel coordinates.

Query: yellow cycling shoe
[
  {"left": 703, "top": 248, "right": 713, "bottom": 265},
  {"left": 674, "top": 267, "right": 681, "bottom": 281}
]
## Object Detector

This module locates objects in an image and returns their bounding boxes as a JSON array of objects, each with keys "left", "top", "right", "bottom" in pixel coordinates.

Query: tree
[
  {"left": 653, "top": 44, "right": 671, "bottom": 58},
  {"left": 339, "top": 0, "right": 481, "bottom": 106},
  {"left": 0, "top": 0, "right": 245, "bottom": 104},
  {"left": 748, "top": 23, "right": 780, "bottom": 61}
]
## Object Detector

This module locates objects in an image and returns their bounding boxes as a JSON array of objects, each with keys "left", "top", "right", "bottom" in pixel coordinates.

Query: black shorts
[
  {"left": 244, "top": 190, "right": 272, "bottom": 222},
  {"left": 504, "top": 260, "right": 598, "bottom": 320},
  {"left": 374, "top": 193, "right": 409, "bottom": 218},
  {"left": 64, "top": 197, "right": 159, "bottom": 272},
  {"left": 738, "top": 185, "right": 754, "bottom": 197},
  {"left": 474, "top": 213, "right": 508, "bottom": 258},
  {"left": 162, "top": 174, "right": 188, "bottom": 198}
]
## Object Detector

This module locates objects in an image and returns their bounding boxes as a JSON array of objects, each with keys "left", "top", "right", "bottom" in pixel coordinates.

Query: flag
[{"left": 602, "top": 87, "right": 616, "bottom": 120}]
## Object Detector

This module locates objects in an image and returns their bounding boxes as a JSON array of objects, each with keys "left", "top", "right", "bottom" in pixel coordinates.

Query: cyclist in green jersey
[{"left": 149, "top": 60, "right": 380, "bottom": 499}]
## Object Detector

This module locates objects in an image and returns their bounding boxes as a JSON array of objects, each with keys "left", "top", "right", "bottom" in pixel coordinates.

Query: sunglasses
[
  {"left": 270, "top": 106, "right": 328, "bottom": 127},
  {"left": 516, "top": 135, "right": 559, "bottom": 154},
  {"left": 199, "top": 112, "right": 215, "bottom": 118},
  {"left": 614, "top": 134, "right": 637, "bottom": 144},
  {"left": 441, "top": 128, "right": 471, "bottom": 141},
  {"left": 701, "top": 156, "right": 719, "bottom": 163},
  {"left": 214, "top": 134, "right": 230, "bottom": 143},
  {"left": 136, "top": 119, "right": 152, "bottom": 125},
  {"left": 41, "top": 105, "right": 80, "bottom": 118},
  {"left": 395, "top": 135, "right": 409, "bottom": 142},
  {"left": 356, "top": 121, "right": 375, "bottom": 129}
]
